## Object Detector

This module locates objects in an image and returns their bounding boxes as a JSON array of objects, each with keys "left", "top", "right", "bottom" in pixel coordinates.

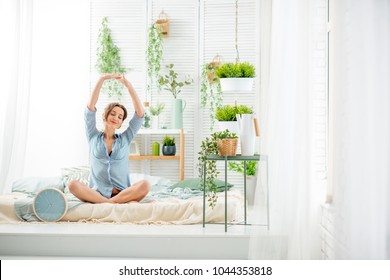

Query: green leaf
[{"left": 95, "top": 17, "right": 125, "bottom": 99}]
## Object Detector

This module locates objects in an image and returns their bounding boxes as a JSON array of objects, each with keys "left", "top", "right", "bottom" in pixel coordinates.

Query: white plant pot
[
  {"left": 219, "top": 78, "right": 254, "bottom": 92},
  {"left": 218, "top": 121, "right": 240, "bottom": 135},
  {"left": 246, "top": 175, "right": 257, "bottom": 206}
]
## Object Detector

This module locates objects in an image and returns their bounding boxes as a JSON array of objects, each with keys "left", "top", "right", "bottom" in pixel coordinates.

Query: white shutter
[
  {"left": 89, "top": 0, "right": 260, "bottom": 184},
  {"left": 90, "top": 0, "right": 147, "bottom": 131},
  {"left": 148, "top": 0, "right": 199, "bottom": 181}
]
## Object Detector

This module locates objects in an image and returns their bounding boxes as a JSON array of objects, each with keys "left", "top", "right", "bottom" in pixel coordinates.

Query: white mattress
[{"left": 0, "top": 190, "right": 244, "bottom": 225}]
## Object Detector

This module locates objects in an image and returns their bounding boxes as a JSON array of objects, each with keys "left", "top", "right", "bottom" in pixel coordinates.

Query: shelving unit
[{"left": 129, "top": 128, "right": 185, "bottom": 180}]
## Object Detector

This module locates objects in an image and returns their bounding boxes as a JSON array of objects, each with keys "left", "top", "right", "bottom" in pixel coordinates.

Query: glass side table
[{"left": 202, "top": 154, "right": 269, "bottom": 232}]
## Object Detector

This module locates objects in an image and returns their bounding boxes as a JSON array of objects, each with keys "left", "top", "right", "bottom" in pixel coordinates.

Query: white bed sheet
[{"left": 0, "top": 190, "right": 244, "bottom": 225}]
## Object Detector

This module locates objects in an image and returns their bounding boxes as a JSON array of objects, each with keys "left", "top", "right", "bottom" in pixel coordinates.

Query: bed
[
  {"left": 0, "top": 167, "right": 251, "bottom": 259},
  {"left": 0, "top": 167, "right": 244, "bottom": 225}
]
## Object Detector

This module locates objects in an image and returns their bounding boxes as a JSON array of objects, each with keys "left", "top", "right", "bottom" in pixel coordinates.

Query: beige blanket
[{"left": 0, "top": 191, "right": 244, "bottom": 224}]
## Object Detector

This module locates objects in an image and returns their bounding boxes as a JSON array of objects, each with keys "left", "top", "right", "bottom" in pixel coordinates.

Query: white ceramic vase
[{"left": 246, "top": 175, "right": 257, "bottom": 206}]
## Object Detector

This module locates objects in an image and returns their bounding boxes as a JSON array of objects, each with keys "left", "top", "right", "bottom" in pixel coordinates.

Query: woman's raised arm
[
  {"left": 117, "top": 74, "right": 144, "bottom": 118},
  {"left": 88, "top": 74, "right": 119, "bottom": 111}
]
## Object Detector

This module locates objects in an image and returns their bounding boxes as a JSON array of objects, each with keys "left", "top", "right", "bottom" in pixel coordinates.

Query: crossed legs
[{"left": 68, "top": 179, "right": 151, "bottom": 204}]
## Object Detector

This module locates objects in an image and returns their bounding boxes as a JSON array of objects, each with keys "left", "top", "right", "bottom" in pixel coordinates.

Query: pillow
[
  {"left": 12, "top": 177, "right": 65, "bottom": 195},
  {"left": 169, "top": 178, "right": 234, "bottom": 192},
  {"left": 61, "top": 166, "right": 90, "bottom": 193}
]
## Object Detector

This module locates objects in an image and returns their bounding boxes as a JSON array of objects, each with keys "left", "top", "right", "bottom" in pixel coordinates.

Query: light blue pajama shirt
[{"left": 84, "top": 107, "right": 143, "bottom": 198}]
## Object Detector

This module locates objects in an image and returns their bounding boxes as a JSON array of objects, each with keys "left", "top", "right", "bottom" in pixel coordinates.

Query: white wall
[{"left": 23, "top": 0, "right": 90, "bottom": 177}]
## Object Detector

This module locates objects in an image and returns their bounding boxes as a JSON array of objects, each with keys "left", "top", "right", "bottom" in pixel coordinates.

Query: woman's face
[{"left": 105, "top": 106, "right": 125, "bottom": 129}]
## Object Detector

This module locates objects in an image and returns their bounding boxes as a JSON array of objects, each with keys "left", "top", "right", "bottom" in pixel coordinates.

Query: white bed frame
[{"left": 0, "top": 223, "right": 267, "bottom": 259}]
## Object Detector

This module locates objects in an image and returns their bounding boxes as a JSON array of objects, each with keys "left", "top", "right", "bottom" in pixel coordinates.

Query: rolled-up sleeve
[
  {"left": 123, "top": 113, "right": 144, "bottom": 142},
  {"left": 84, "top": 107, "right": 99, "bottom": 141}
]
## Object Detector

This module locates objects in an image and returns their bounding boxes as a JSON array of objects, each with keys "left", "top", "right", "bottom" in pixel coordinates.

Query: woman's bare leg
[
  {"left": 68, "top": 180, "right": 109, "bottom": 203},
  {"left": 109, "top": 179, "right": 151, "bottom": 204}
]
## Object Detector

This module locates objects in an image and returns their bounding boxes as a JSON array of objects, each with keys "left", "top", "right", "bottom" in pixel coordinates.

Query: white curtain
[
  {"left": 330, "top": 0, "right": 390, "bottom": 259},
  {"left": 250, "top": 0, "right": 390, "bottom": 260},
  {"left": 249, "top": 0, "right": 323, "bottom": 259},
  {"left": 0, "top": 0, "right": 33, "bottom": 194},
  {"left": 0, "top": 0, "right": 90, "bottom": 190}
]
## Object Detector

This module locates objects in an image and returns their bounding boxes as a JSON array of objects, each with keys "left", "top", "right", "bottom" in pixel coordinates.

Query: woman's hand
[
  {"left": 100, "top": 73, "right": 121, "bottom": 81},
  {"left": 116, "top": 74, "right": 131, "bottom": 88}
]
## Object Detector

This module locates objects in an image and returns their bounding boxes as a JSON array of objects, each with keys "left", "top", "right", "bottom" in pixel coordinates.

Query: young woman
[{"left": 68, "top": 74, "right": 151, "bottom": 203}]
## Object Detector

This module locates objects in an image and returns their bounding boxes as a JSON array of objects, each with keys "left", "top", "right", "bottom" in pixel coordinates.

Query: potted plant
[
  {"left": 95, "top": 17, "right": 126, "bottom": 99},
  {"left": 215, "top": 104, "right": 253, "bottom": 134},
  {"left": 214, "top": 129, "right": 239, "bottom": 156},
  {"left": 197, "top": 129, "right": 238, "bottom": 208},
  {"left": 215, "top": 62, "right": 256, "bottom": 92},
  {"left": 146, "top": 23, "right": 164, "bottom": 96},
  {"left": 158, "top": 64, "right": 193, "bottom": 129},
  {"left": 155, "top": 10, "right": 170, "bottom": 38},
  {"left": 162, "top": 135, "right": 176, "bottom": 156},
  {"left": 200, "top": 62, "right": 222, "bottom": 130},
  {"left": 150, "top": 102, "right": 165, "bottom": 129},
  {"left": 228, "top": 161, "right": 258, "bottom": 205}
]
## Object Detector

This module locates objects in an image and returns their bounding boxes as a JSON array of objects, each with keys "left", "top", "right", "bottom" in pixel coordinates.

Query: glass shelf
[{"left": 137, "top": 128, "right": 183, "bottom": 135}]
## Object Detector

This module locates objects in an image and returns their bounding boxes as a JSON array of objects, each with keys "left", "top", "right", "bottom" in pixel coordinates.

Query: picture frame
[{"left": 129, "top": 141, "right": 140, "bottom": 156}]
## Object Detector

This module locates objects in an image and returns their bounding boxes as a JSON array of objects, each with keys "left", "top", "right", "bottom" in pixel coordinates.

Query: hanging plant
[
  {"left": 146, "top": 23, "right": 164, "bottom": 95},
  {"left": 95, "top": 17, "right": 126, "bottom": 99},
  {"left": 215, "top": 0, "right": 256, "bottom": 92},
  {"left": 215, "top": 62, "right": 255, "bottom": 78},
  {"left": 155, "top": 10, "right": 170, "bottom": 38},
  {"left": 200, "top": 62, "right": 222, "bottom": 130}
]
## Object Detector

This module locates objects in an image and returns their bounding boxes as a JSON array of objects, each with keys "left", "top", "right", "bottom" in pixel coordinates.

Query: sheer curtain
[
  {"left": 330, "top": 0, "right": 390, "bottom": 259},
  {"left": 0, "top": 0, "right": 33, "bottom": 194},
  {"left": 249, "top": 0, "right": 323, "bottom": 259},
  {"left": 250, "top": 0, "right": 390, "bottom": 260}
]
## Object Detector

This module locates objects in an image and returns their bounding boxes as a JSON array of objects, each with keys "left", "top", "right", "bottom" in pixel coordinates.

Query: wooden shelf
[{"left": 129, "top": 155, "right": 180, "bottom": 160}]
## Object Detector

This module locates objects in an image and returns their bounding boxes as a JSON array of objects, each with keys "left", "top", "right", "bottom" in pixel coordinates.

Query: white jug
[{"left": 236, "top": 114, "right": 256, "bottom": 156}]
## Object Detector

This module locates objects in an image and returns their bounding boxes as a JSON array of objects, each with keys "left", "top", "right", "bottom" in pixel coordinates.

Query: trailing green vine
[
  {"left": 95, "top": 17, "right": 126, "bottom": 99},
  {"left": 200, "top": 63, "right": 222, "bottom": 131},
  {"left": 146, "top": 23, "right": 164, "bottom": 95},
  {"left": 198, "top": 130, "right": 240, "bottom": 208},
  {"left": 198, "top": 134, "right": 219, "bottom": 208}
]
